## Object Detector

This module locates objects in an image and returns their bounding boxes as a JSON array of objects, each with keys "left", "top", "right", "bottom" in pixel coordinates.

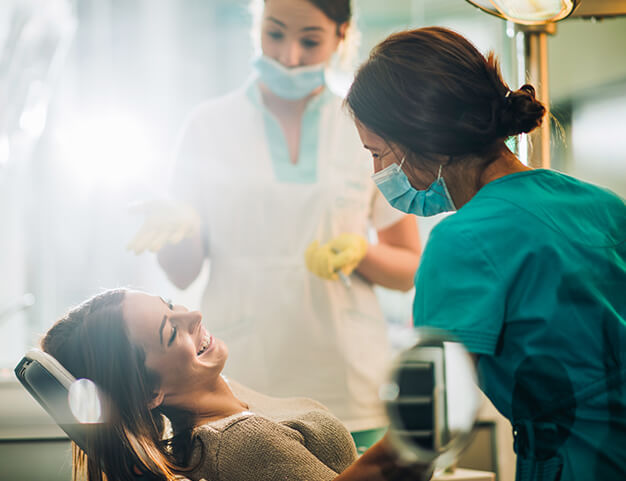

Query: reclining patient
[{"left": 41, "top": 288, "right": 426, "bottom": 481}]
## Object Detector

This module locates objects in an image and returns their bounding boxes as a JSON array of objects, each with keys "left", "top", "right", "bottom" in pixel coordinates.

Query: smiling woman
[
  {"left": 122, "top": 292, "right": 234, "bottom": 416},
  {"left": 40, "top": 288, "right": 430, "bottom": 481},
  {"left": 41, "top": 289, "right": 359, "bottom": 481}
]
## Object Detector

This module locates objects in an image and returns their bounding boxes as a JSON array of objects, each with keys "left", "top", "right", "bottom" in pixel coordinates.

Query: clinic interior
[{"left": 1, "top": 1, "right": 625, "bottom": 481}]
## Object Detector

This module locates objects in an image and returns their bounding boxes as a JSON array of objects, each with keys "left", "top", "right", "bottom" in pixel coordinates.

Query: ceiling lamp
[{"left": 465, "top": 0, "right": 580, "bottom": 25}]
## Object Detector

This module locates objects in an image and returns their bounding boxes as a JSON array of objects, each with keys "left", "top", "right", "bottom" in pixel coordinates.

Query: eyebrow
[
  {"left": 158, "top": 315, "right": 167, "bottom": 346},
  {"left": 363, "top": 144, "right": 377, "bottom": 151},
  {"left": 266, "top": 17, "right": 325, "bottom": 33}
]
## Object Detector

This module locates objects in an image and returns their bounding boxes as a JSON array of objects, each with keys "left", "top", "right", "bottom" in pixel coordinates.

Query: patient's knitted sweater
[{"left": 186, "top": 379, "right": 358, "bottom": 481}]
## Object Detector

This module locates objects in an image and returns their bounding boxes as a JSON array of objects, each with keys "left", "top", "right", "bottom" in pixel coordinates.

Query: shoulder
[
  {"left": 424, "top": 213, "right": 479, "bottom": 255},
  {"left": 418, "top": 212, "right": 504, "bottom": 288}
]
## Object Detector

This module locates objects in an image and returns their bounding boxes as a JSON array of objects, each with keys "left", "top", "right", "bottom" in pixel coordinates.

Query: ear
[
  {"left": 148, "top": 390, "right": 165, "bottom": 409},
  {"left": 337, "top": 21, "right": 349, "bottom": 41}
]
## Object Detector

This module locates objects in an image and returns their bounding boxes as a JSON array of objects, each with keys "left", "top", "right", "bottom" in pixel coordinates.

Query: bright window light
[{"left": 54, "top": 109, "right": 155, "bottom": 187}]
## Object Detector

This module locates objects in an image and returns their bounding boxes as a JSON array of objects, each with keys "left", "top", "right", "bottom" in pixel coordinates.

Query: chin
[{"left": 214, "top": 338, "right": 229, "bottom": 368}]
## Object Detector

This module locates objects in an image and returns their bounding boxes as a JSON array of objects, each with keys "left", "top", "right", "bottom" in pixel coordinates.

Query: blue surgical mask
[
  {"left": 372, "top": 158, "right": 456, "bottom": 216},
  {"left": 252, "top": 55, "right": 326, "bottom": 100}
]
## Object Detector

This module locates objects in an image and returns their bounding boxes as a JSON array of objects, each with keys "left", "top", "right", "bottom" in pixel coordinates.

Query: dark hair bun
[{"left": 499, "top": 84, "right": 546, "bottom": 137}]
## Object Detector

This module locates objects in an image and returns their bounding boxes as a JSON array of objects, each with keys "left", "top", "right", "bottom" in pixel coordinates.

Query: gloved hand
[
  {"left": 305, "top": 233, "right": 368, "bottom": 280},
  {"left": 127, "top": 199, "right": 202, "bottom": 254}
]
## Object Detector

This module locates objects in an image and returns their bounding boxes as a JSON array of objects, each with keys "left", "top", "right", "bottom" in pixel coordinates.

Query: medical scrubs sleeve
[{"left": 413, "top": 219, "right": 505, "bottom": 355}]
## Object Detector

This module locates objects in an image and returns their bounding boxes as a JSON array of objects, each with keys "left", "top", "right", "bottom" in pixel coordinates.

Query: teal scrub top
[{"left": 413, "top": 170, "right": 626, "bottom": 481}]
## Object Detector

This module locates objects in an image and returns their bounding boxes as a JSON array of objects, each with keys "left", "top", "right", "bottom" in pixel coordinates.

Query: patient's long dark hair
[{"left": 41, "top": 289, "right": 198, "bottom": 481}]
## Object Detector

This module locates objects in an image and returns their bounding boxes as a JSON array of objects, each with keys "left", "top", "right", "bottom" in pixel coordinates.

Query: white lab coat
[{"left": 171, "top": 80, "right": 405, "bottom": 431}]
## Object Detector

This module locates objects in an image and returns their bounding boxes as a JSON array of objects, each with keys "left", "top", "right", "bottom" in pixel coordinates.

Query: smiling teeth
[{"left": 197, "top": 335, "right": 210, "bottom": 356}]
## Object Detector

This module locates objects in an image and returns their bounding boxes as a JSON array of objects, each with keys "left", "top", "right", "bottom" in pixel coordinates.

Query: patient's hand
[{"left": 334, "top": 436, "right": 433, "bottom": 481}]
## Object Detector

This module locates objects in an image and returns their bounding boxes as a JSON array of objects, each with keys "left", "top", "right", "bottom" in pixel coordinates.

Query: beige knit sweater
[{"left": 183, "top": 379, "right": 358, "bottom": 481}]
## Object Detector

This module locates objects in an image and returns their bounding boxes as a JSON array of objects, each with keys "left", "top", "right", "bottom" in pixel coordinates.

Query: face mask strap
[
  {"left": 399, "top": 156, "right": 406, "bottom": 169},
  {"left": 437, "top": 164, "right": 443, "bottom": 180}
]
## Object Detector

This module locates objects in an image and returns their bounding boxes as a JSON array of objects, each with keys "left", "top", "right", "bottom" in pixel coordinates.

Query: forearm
[
  {"left": 357, "top": 243, "right": 420, "bottom": 292},
  {"left": 157, "top": 231, "right": 206, "bottom": 289}
]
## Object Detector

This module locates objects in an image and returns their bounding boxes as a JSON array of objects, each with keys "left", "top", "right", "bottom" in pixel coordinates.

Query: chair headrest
[
  {"left": 15, "top": 350, "right": 161, "bottom": 480},
  {"left": 14, "top": 349, "right": 95, "bottom": 455}
]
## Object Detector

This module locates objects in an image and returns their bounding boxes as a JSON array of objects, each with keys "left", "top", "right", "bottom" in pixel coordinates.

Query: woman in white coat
[{"left": 129, "top": 0, "right": 421, "bottom": 451}]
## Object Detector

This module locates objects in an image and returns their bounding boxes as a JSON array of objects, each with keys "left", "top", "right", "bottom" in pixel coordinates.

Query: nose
[
  {"left": 179, "top": 309, "right": 202, "bottom": 333},
  {"left": 277, "top": 40, "right": 302, "bottom": 68}
]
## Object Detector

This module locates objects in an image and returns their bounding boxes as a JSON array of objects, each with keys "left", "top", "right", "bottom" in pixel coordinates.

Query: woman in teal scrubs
[{"left": 345, "top": 27, "right": 626, "bottom": 481}]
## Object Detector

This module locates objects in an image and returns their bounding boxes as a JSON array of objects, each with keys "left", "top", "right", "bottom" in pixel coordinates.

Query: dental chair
[{"left": 14, "top": 349, "right": 157, "bottom": 480}]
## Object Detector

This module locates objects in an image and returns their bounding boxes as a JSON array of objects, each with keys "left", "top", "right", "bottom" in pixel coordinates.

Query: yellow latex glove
[
  {"left": 305, "top": 233, "right": 368, "bottom": 281},
  {"left": 127, "top": 199, "right": 202, "bottom": 254}
]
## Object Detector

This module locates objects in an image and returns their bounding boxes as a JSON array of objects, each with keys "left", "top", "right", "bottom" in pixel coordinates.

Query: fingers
[
  {"left": 305, "top": 241, "right": 338, "bottom": 280},
  {"left": 330, "top": 248, "right": 359, "bottom": 273},
  {"left": 306, "top": 233, "right": 370, "bottom": 281},
  {"left": 305, "top": 240, "right": 320, "bottom": 272},
  {"left": 328, "top": 233, "right": 367, "bottom": 272},
  {"left": 314, "top": 245, "right": 337, "bottom": 280},
  {"left": 127, "top": 225, "right": 157, "bottom": 255},
  {"left": 127, "top": 200, "right": 202, "bottom": 255},
  {"left": 146, "top": 228, "right": 174, "bottom": 253},
  {"left": 169, "top": 223, "right": 192, "bottom": 246}
]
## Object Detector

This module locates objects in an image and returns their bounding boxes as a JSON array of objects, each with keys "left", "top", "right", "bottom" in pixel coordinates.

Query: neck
[
  {"left": 164, "top": 375, "right": 249, "bottom": 426},
  {"left": 258, "top": 82, "right": 323, "bottom": 117},
  {"left": 478, "top": 146, "right": 531, "bottom": 188},
  {"left": 448, "top": 145, "right": 531, "bottom": 208}
]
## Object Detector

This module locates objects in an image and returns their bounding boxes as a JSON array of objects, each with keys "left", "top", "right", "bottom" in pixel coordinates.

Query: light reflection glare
[
  {"left": 54, "top": 110, "right": 155, "bottom": 186},
  {"left": 19, "top": 81, "right": 49, "bottom": 138},
  {"left": 0, "top": 135, "right": 9, "bottom": 167},
  {"left": 68, "top": 378, "right": 102, "bottom": 424}
]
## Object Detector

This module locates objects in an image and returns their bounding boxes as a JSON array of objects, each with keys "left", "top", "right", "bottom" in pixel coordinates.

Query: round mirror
[{"left": 381, "top": 328, "right": 481, "bottom": 472}]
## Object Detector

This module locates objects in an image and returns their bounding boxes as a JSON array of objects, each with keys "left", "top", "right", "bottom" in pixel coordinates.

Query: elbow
[
  {"left": 167, "top": 273, "right": 195, "bottom": 290},
  {"left": 396, "top": 259, "right": 419, "bottom": 292},
  {"left": 382, "top": 273, "right": 415, "bottom": 292},
  {"left": 399, "top": 278, "right": 415, "bottom": 292},
  {"left": 157, "top": 248, "right": 204, "bottom": 290},
  {"left": 163, "top": 263, "right": 203, "bottom": 290}
]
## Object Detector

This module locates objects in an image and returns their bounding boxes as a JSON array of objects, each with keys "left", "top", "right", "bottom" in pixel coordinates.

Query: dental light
[{"left": 465, "top": 0, "right": 579, "bottom": 25}]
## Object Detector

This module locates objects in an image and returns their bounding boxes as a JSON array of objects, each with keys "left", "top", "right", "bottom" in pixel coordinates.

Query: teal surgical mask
[
  {"left": 372, "top": 158, "right": 456, "bottom": 216},
  {"left": 252, "top": 55, "right": 325, "bottom": 100}
]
